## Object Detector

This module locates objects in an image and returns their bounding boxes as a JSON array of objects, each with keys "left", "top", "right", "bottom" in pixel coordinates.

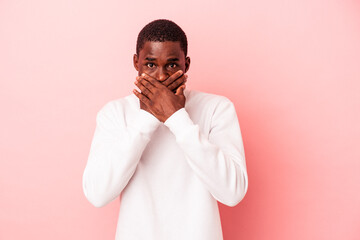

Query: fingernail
[
  {"left": 179, "top": 70, "right": 183, "bottom": 74},
  {"left": 141, "top": 73, "right": 146, "bottom": 77}
]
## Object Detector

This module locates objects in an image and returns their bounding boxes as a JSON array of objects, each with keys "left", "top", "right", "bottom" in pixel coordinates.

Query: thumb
[{"left": 175, "top": 84, "right": 186, "bottom": 96}]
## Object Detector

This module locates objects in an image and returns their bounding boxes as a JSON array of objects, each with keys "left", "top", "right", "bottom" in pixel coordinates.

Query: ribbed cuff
[
  {"left": 129, "top": 109, "right": 161, "bottom": 139},
  {"left": 164, "top": 108, "right": 195, "bottom": 141}
]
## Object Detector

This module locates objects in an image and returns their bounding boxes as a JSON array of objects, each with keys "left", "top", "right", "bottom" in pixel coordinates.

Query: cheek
[
  {"left": 138, "top": 66, "right": 153, "bottom": 75},
  {"left": 177, "top": 63, "right": 186, "bottom": 72},
  {"left": 143, "top": 68, "right": 155, "bottom": 76},
  {"left": 168, "top": 68, "right": 178, "bottom": 74},
  {"left": 140, "top": 68, "right": 158, "bottom": 79}
]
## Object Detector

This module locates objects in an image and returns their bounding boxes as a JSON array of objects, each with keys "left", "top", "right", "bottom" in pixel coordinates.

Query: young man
[{"left": 82, "top": 19, "right": 248, "bottom": 240}]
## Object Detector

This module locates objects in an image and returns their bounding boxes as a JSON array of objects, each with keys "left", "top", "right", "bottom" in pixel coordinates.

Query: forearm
[
  {"left": 164, "top": 103, "right": 248, "bottom": 207},
  {"left": 174, "top": 124, "right": 247, "bottom": 207},
  {"left": 83, "top": 105, "right": 160, "bottom": 207}
]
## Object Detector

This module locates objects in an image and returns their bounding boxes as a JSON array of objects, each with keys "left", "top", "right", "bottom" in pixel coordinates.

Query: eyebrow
[
  {"left": 167, "top": 58, "right": 179, "bottom": 62},
  {"left": 144, "top": 57, "right": 179, "bottom": 62}
]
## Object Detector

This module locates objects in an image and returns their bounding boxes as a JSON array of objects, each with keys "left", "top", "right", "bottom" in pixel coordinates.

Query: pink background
[{"left": 1, "top": 0, "right": 359, "bottom": 239}]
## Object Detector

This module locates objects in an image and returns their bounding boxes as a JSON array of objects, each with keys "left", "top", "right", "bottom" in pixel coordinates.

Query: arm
[
  {"left": 164, "top": 98, "right": 248, "bottom": 207},
  {"left": 82, "top": 102, "right": 161, "bottom": 207}
]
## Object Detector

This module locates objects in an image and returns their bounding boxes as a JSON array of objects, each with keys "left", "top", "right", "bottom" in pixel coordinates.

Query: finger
[
  {"left": 135, "top": 77, "right": 153, "bottom": 98},
  {"left": 140, "top": 73, "right": 162, "bottom": 90},
  {"left": 139, "top": 73, "right": 157, "bottom": 82},
  {"left": 162, "top": 70, "right": 184, "bottom": 87},
  {"left": 133, "top": 89, "right": 151, "bottom": 106},
  {"left": 172, "top": 82, "right": 185, "bottom": 94},
  {"left": 168, "top": 73, "right": 187, "bottom": 91},
  {"left": 175, "top": 84, "right": 186, "bottom": 96}
]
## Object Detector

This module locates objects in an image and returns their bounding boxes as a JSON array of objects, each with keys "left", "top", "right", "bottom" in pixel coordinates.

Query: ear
[
  {"left": 185, "top": 56, "right": 190, "bottom": 73},
  {"left": 133, "top": 54, "right": 139, "bottom": 72}
]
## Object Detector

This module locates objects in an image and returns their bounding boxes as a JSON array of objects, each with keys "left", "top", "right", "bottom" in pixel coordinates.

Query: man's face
[{"left": 133, "top": 41, "right": 190, "bottom": 85}]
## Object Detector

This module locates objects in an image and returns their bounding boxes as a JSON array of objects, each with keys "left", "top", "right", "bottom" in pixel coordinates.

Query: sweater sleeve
[
  {"left": 163, "top": 98, "right": 248, "bottom": 207},
  {"left": 82, "top": 102, "right": 161, "bottom": 207}
]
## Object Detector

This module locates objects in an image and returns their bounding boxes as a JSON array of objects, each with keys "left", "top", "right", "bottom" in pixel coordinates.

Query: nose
[{"left": 156, "top": 68, "right": 169, "bottom": 82}]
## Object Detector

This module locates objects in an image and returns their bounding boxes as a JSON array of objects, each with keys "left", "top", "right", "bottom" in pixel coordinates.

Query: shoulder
[
  {"left": 96, "top": 94, "right": 134, "bottom": 119},
  {"left": 187, "top": 89, "right": 234, "bottom": 110},
  {"left": 188, "top": 90, "right": 238, "bottom": 125},
  {"left": 93, "top": 94, "right": 136, "bottom": 129}
]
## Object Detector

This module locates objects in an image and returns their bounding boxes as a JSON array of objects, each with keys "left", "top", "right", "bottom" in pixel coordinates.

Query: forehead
[{"left": 139, "top": 41, "right": 184, "bottom": 59}]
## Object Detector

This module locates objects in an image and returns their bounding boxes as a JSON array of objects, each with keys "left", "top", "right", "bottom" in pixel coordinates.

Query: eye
[
  {"left": 146, "top": 63, "right": 155, "bottom": 68},
  {"left": 168, "top": 63, "right": 177, "bottom": 68}
]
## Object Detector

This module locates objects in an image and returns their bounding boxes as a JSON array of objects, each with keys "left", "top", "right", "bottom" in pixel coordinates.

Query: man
[{"left": 82, "top": 19, "right": 248, "bottom": 240}]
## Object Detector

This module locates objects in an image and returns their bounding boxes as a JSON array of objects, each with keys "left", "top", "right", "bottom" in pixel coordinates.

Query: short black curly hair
[{"left": 136, "top": 19, "right": 188, "bottom": 57}]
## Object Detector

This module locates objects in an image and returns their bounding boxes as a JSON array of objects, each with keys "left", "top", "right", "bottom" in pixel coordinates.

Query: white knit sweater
[{"left": 82, "top": 88, "right": 248, "bottom": 240}]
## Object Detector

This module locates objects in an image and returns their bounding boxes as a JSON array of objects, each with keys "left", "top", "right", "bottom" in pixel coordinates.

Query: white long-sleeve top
[{"left": 82, "top": 88, "right": 248, "bottom": 240}]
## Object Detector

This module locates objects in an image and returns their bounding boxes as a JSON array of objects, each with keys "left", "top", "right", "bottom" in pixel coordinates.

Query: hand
[
  {"left": 133, "top": 70, "right": 187, "bottom": 122},
  {"left": 134, "top": 70, "right": 187, "bottom": 113},
  {"left": 161, "top": 70, "right": 188, "bottom": 93},
  {"left": 135, "top": 70, "right": 187, "bottom": 114}
]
